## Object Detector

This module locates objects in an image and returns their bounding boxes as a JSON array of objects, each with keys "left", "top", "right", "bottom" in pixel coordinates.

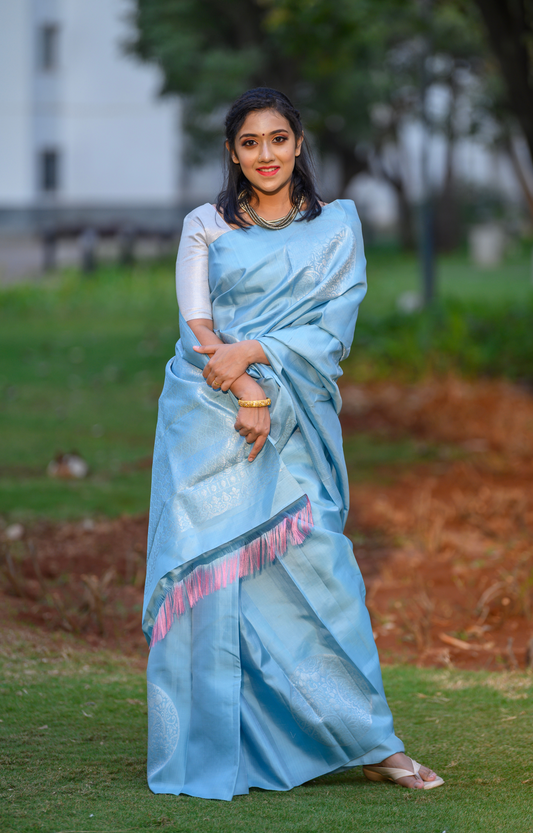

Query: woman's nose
[{"left": 258, "top": 140, "right": 274, "bottom": 162}]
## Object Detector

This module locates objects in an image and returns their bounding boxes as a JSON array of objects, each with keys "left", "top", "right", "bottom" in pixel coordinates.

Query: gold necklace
[{"left": 238, "top": 190, "right": 304, "bottom": 230}]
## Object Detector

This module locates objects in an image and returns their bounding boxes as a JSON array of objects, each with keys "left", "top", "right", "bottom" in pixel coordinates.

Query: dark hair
[{"left": 216, "top": 88, "right": 322, "bottom": 229}]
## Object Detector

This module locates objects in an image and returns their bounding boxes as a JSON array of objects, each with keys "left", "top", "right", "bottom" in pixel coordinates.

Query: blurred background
[
  {"left": 1, "top": 0, "right": 533, "bottom": 280},
  {"left": 1, "top": 0, "right": 532, "bottom": 670}
]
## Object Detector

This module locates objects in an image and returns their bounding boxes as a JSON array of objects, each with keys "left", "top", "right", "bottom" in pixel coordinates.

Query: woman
[{"left": 142, "top": 88, "right": 443, "bottom": 800}]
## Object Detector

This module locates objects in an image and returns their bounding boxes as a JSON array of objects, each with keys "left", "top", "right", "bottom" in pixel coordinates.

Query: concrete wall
[
  {"left": 59, "top": 0, "right": 180, "bottom": 205},
  {"left": 0, "top": 0, "right": 34, "bottom": 204},
  {"left": 0, "top": 0, "right": 180, "bottom": 217}
]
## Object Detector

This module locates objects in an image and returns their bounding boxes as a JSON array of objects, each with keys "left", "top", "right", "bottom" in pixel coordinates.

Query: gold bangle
[{"left": 237, "top": 398, "right": 271, "bottom": 408}]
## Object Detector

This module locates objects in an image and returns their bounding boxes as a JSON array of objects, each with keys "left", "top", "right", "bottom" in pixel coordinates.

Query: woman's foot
[{"left": 364, "top": 753, "right": 442, "bottom": 789}]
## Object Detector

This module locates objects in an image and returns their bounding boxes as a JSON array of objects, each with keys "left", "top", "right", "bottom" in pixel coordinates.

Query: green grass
[
  {"left": 1, "top": 248, "right": 532, "bottom": 522},
  {"left": 0, "top": 262, "right": 178, "bottom": 521},
  {"left": 342, "top": 433, "right": 457, "bottom": 482},
  {"left": 351, "top": 298, "right": 533, "bottom": 383},
  {"left": 364, "top": 245, "right": 533, "bottom": 316},
  {"left": 3, "top": 253, "right": 532, "bottom": 832},
  {"left": 1, "top": 634, "right": 532, "bottom": 833},
  {"left": 352, "top": 244, "right": 533, "bottom": 383}
]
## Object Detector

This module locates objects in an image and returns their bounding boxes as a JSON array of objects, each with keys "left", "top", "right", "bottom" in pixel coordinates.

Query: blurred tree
[
  {"left": 469, "top": 0, "right": 533, "bottom": 216},
  {"left": 128, "top": 0, "right": 458, "bottom": 249},
  {"left": 128, "top": 0, "right": 532, "bottom": 245},
  {"left": 471, "top": 0, "right": 533, "bottom": 161},
  {"left": 127, "top": 1, "right": 393, "bottom": 187},
  {"left": 264, "top": 0, "right": 417, "bottom": 238},
  {"left": 127, "top": 0, "right": 295, "bottom": 156}
]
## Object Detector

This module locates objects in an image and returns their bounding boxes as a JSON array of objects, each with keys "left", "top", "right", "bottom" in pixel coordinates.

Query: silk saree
[{"left": 143, "top": 200, "right": 404, "bottom": 800}]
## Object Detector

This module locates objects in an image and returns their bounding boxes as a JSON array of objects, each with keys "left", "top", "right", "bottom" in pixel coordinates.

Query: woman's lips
[{"left": 256, "top": 167, "right": 280, "bottom": 177}]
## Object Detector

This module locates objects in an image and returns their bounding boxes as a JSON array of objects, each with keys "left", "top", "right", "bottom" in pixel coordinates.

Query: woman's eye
[{"left": 273, "top": 136, "right": 287, "bottom": 143}]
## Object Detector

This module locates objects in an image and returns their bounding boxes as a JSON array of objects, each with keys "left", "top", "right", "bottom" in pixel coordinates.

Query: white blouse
[{"left": 175, "top": 203, "right": 232, "bottom": 321}]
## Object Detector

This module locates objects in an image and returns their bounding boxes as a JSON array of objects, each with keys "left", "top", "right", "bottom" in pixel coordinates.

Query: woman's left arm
[{"left": 190, "top": 319, "right": 269, "bottom": 392}]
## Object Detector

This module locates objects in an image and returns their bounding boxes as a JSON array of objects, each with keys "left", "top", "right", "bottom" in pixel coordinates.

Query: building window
[
  {"left": 39, "top": 24, "right": 59, "bottom": 71},
  {"left": 40, "top": 149, "right": 60, "bottom": 192}
]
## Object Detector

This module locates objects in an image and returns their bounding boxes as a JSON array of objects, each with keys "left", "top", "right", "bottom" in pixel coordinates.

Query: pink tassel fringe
[{"left": 150, "top": 497, "right": 313, "bottom": 647}]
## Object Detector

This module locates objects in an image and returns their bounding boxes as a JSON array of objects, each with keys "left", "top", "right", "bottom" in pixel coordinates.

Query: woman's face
[{"left": 229, "top": 109, "right": 303, "bottom": 198}]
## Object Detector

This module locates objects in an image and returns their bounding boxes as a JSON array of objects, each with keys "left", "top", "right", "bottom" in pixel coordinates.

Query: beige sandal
[{"left": 363, "top": 757, "right": 444, "bottom": 790}]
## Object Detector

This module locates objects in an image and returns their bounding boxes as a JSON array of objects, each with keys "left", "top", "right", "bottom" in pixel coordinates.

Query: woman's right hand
[
  {"left": 235, "top": 405, "right": 270, "bottom": 462},
  {"left": 231, "top": 376, "right": 270, "bottom": 462}
]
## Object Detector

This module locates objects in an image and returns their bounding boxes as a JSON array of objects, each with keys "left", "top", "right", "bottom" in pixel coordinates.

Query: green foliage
[
  {"left": 351, "top": 297, "right": 533, "bottom": 383},
  {"left": 346, "top": 245, "right": 533, "bottom": 382},
  {"left": 2, "top": 637, "right": 533, "bottom": 832},
  {"left": 127, "top": 0, "right": 491, "bottom": 190}
]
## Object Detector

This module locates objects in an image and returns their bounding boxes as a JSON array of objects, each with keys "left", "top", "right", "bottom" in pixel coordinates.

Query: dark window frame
[
  {"left": 38, "top": 23, "right": 59, "bottom": 71},
  {"left": 40, "top": 149, "right": 60, "bottom": 193}
]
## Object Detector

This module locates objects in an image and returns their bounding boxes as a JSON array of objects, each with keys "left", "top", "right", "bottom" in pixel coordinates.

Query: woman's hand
[
  {"left": 234, "top": 405, "right": 270, "bottom": 462},
  {"left": 231, "top": 376, "right": 270, "bottom": 462},
  {"left": 194, "top": 340, "right": 269, "bottom": 391},
  {"left": 193, "top": 343, "right": 250, "bottom": 391}
]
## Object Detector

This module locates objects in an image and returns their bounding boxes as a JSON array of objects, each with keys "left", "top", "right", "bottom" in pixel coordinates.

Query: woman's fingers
[
  {"left": 193, "top": 345, "right": 218, "bottom": 354},
  {"left": 208, "top": 376, "right": 237, "bottom": 390},
  {"left": 248, "top": 434, "right": 267, "bottom": 462},
  {"left": 205, "top": 368, "right": 219, "bottom": 386},
  {"left": 203, "top": 362, "right": 227, "bottom": 388},
  {"left": 234, "top": 407, "right": 270, "bottom": 462},
  {"left": 201, "top": 343, "right": 250, "bottom": 387},
  {"left": 203, "top": 363, "right": 230, "bottom": 388}
]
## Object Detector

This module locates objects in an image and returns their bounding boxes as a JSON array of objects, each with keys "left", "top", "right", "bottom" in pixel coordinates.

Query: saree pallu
[{"left": 143, "top": 200, "right": 403, "bottom": 800}]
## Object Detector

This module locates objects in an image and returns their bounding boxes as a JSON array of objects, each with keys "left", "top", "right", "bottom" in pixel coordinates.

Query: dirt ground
[{"left": 2, "top": 376, "right": 532, "bottom": 671}]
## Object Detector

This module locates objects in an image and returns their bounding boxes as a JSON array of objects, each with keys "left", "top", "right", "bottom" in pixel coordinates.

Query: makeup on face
[{"left": 230, "top": 111, "right": 301, "bottom": 194}]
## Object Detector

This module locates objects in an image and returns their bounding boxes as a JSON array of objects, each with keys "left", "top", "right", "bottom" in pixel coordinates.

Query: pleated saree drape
[{"left": 143, "top": 200, "right": 404, "bottom": 800}]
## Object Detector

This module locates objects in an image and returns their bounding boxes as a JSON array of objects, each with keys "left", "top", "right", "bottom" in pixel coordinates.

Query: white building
[{"left": 0, "top": 0, "right": 186, "bottom": 234}]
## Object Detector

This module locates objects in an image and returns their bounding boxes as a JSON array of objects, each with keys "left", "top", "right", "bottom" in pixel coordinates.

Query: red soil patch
[
  {"left": 343, "top": 376, "right": 533, "bottom": 671},
  {"left": 1, "top": 376, "right": 532, "bottom": 670},
  {"left": 341, "top": 375, "right": 533, "bottom": 456},
  {"left": 349, "top": 458, "right": 533, "bottom": 670},
  {"left": 0, "top": 515, "right": 150, "bottom": 660}
]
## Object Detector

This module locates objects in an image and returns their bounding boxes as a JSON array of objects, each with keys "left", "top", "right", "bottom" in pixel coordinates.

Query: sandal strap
[{"left": 365, "top": 758, "right": 421, "bottom": 780}]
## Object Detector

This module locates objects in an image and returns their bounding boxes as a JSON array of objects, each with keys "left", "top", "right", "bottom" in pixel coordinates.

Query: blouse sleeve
[{"left": 175, "top": 210, "right": 213, "bottom": 321}]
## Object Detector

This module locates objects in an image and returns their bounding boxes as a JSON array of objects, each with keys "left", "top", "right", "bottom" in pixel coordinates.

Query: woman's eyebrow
[{"left": 238, "top": 129, "right": 290, "bottom": 139}]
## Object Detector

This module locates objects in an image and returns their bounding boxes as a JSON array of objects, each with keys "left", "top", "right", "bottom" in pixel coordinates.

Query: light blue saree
[{"left": 143, "top": 200, "right": 404, "bottom": 800}]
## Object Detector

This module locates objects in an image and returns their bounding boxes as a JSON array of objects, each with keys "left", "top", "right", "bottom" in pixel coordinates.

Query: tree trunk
[
  {"left": 369, "top": 148, "right": 416, "bottom": 251},
  {"left": 336, "top": 145, "right": 368, "bottom": 198},
  {"left": 472, "top": 0, "right": 533, "bottom": 168},
  {"left": 380, "top": 174, "right": 416, "bottom": 251},
  {"left": 434, "top": 82, "right": 461, "bottom": 252},
  {"left": 503, "top": 134, "right": 533, "bottom": 221},
  {"left": 396, "top": 180, "right": 416, "bottom": 251}
]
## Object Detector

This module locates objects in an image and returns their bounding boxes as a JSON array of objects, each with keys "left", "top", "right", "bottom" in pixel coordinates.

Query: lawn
[
  {"left": 364, "top": 245, "right": 533, "bottom": 315},
  {"left": 2, "top": 252, "right": 533, "bottom": 833},
  {"left": 1, "top": 631, "right": 532, "bottom": 833},
  {"left": 0, "top": 262, "right": 177, "bottom": 521},
  {"left": 0, "top": 247, "right": 531, "bottom": 522}
]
